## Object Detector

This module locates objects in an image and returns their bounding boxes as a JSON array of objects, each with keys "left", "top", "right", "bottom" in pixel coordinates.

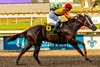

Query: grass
[
  {"left": 70, "top": 6, "right": 100, "bottom": 13},
  {"left": 0, "top": 22, "right": 30, "bottom": 30},
  {"left": 0, "top": 18, "right": 47, "bottom": 30}
]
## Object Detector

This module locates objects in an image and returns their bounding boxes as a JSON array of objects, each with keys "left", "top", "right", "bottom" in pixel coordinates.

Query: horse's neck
[
  {"left": 73, "top": 22, "right": 83, "bottom": 32},
  {"left": 62, "top": 20, "right": 83, "bottom": 32}
]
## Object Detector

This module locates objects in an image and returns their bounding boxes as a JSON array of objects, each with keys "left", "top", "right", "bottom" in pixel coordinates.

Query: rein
[
  {"left": 74, "top": 16, "right": 94, "bottom": 29},
  {"left": 65, "top": 14, "right": 94, "bottom": 31}
]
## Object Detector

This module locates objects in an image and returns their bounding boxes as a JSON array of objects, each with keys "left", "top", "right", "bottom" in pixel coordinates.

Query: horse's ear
[
  {"left": 84, "top": 14, "right": 90, "bottom": 17},
  {"left": 84, "top": 14, "right": 87, "bottom": 16},
  {"left": 76, "top": 14, "right": 79, "bottom": 17}
]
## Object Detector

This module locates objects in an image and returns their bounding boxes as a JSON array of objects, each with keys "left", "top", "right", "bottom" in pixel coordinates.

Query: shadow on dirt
[{"left": 0, "top": 55, "right": 100, "bottom": 67}]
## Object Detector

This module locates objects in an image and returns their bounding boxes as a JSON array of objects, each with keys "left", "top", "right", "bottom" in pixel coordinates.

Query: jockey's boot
[{"left": 53, "top": 21, "right": 61, "bottom": 33}]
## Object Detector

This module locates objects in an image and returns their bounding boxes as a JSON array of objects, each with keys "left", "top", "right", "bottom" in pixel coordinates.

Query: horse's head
[{"left": 75, "top": 14, "right": 97, "bottom": 31}]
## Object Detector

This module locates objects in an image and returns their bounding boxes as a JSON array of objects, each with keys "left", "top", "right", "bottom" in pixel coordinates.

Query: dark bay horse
[{"left": 8, "top": 14, "right": 97, "bottom": 65}]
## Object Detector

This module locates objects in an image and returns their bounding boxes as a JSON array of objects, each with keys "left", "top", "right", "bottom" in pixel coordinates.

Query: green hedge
[{"left": 70, "top": 6, "right": 100, "bottom": 13}]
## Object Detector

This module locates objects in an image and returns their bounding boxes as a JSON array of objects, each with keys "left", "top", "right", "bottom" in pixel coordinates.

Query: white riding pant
[{"left": 47, "top": 10, "right": 61, "bottom": 25}]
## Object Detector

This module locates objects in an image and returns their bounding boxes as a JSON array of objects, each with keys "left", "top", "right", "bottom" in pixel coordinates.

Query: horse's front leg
[
  {"left": 76, "top": 40, "right": 92, "bottom": 62},
  {"left": 66, "top": 36, "right": 85, "bottom": 58},
  {"left": 69, "top": 39, "right": 84, "bottom": 56},
  {"left": 69, "top": 39, "right": 92, "bottom": 62}
]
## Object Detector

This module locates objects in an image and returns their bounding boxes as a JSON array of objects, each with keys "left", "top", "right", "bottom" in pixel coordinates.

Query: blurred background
[
  {"left": 0, "top": 0, "right": 100, "bottom": 50},
  {"left": 0, "top": 1, "right": 100, "bottom": 67}
]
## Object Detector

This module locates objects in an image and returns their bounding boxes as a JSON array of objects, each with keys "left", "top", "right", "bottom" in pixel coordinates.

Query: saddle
[{"left": 45, "top": 23, "right": 64, "bottom": 44}]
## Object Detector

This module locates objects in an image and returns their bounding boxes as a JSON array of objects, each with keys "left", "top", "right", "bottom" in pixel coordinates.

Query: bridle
[
  {"left": 84, "top": 16, "right": 94, "bottom": 28},
  {"left": 75, "top": 15, "right": 94, "bottom": 28}
]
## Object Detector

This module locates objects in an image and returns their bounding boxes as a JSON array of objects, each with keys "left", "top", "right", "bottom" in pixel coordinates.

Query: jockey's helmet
[{"left": 64, "top": 3, "right": 72, "bottom": 9}]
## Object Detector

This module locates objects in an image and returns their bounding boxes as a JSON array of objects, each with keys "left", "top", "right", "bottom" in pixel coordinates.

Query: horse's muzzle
[{"left": 91, "top": 25, "right": 97, "bottom": 31}]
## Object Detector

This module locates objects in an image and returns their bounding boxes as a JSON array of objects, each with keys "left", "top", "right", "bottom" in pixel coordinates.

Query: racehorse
[{"left": 7, "top": 14, "right": 97, "bottom": 65}]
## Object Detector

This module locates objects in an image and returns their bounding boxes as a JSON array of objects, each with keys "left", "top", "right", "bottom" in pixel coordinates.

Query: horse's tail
[{"left": 7, "top": 30, "right": 28, "bottom": 42}]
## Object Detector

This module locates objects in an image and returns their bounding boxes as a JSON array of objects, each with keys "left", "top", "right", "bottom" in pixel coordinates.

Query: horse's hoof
[
  {"left": 38, "top": 62, "right": 41, "bottom": 65},
  {"left": 89, "top": 60, "right": 92, "bottom": 62},
  {"left": 86, "top": 58, "right": 92, "bottom": 62},
  {"left": 16, "top": 62, "right": 19, "bottom": 65}
]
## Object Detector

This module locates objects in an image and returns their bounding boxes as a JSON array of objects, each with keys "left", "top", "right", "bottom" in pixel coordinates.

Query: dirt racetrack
[{"left": 0, "top": 50, "right": 100, "bottom": 67}]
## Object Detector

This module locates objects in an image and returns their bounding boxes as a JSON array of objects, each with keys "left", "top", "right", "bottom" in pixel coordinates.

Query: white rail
[{"left": 0, "top": 14, "right": 47, "bottom": 18}]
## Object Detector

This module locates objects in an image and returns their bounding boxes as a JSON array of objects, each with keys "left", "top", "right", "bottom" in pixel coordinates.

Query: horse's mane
[
  {"left": 62, "top": 18, "right": 76, "bottom": 25},
  {"left": 62, "top": 14, "right": 83, "bottom": 25}
]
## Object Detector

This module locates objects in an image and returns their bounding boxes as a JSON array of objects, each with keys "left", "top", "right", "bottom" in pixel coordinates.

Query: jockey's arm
[
  {"left": 62, "top": 9, "right": 72, "bottom": 20},
  {"left": 64, "top": 13, "right": 74, "bottom": 21},
  {"left": 64, "top": 13, "right": 70, "bottom": 19}
]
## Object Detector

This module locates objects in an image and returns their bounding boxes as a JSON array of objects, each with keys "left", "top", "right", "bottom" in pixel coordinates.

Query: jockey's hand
[
  {"left": 74, "top": 16, "right": 78, "bottom": 20},
  {"left": 68, "top": 18, "right": 71, "bottom": 21},
  {"left": 74, "top": 16, "right": 82, "bottom": 22}
]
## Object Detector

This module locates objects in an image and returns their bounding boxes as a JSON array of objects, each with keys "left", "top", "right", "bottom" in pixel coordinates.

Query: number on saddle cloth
[
  {"left": 46, "top": 22, "right": 63, "bottom": 32},
  {"left": 46, "top": 24, "right": 52, "bottom": 31}
]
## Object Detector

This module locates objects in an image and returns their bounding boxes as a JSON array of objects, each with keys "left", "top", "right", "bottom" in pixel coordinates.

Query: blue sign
[
  {"left": 4, "top": 35, "right": 84, "bottom": 50},
  {"left": 76, "top": 35, "right": 84, "bottom": 49}
]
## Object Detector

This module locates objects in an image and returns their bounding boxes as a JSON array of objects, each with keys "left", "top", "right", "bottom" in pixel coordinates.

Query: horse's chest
[{"left": 62, "top": 27, "right": 75, "bottom": 35}]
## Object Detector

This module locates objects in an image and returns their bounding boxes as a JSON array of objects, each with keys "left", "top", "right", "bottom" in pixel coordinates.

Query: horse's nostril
[{"left": 92, "top": 26, "right": 97, "bottom": 31}]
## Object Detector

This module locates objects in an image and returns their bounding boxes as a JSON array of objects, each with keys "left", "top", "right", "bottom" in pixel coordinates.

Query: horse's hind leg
[
  {"left": 33, "top": 43, "right": 41, "bottom": 65},
  {"left": 16, "top": 43, "right": 32, "bottom": 64}
]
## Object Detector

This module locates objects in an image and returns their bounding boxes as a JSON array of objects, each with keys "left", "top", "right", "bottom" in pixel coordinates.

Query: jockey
[{"left": 48, "top": 3, "right": 72, "bottom": 33}]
